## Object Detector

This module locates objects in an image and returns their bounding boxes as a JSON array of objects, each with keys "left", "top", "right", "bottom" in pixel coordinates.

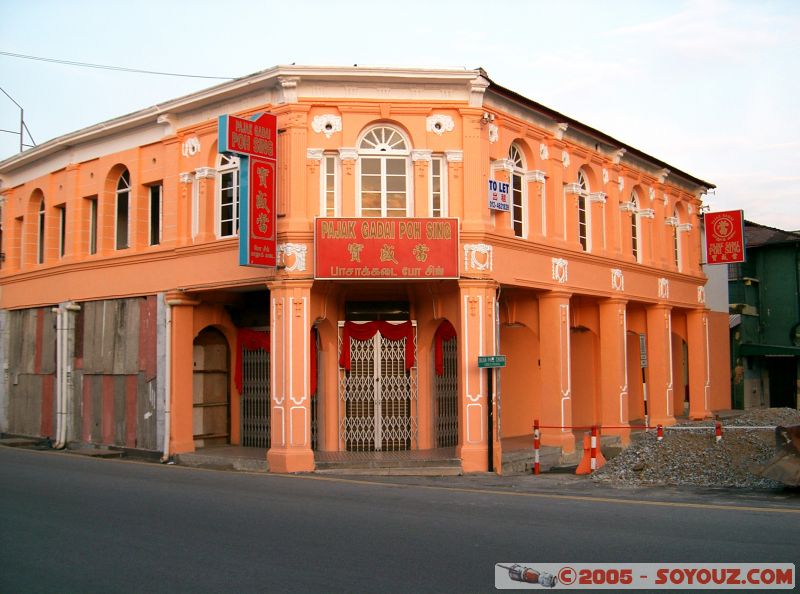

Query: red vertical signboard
[
  {"left": 704, "top": 210, "right": 745, "bottom": 264},
  {"left": 247, "top": 157, "right": 277, "bottom": 266}
]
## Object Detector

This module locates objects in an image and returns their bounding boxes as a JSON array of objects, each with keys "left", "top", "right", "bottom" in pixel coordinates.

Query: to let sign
[
  {"left": 314, "top": 217, "right": 459, "bottom": 280},
  {"left": 488, "top": 179, "right": 511, "bottom": 212},
  {"left": 218, "top": 112, "right": 277, "bottom": 267},
  {"left": 704, "top": 210, "right": 745, "bottom": 264}
]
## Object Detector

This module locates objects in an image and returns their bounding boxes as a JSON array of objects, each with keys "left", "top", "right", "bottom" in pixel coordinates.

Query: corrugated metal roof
[{"left": 745, "top": 220, "right": 800, "bottom": 247}]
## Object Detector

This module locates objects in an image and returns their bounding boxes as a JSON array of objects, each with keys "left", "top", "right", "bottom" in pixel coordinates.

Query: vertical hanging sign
[
  {"left": 218, "top": 112, "right": 277, "bottom": 267},
  {"left": 704, "top": 209, "right": 745, "bottom": 264}
]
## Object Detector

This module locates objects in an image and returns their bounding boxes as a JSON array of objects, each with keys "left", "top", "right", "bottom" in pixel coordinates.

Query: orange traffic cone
[{"left": 575, "top": 427, "right": 606, "bottom": 475}]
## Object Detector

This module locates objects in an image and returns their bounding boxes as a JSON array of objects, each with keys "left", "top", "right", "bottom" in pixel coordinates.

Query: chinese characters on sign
[
  {"left": 315, "top": 218, "right": 459, "bottom": 279},
  {"left": 488, "top": 179, "right": 510, "bottom": 212},
  {"left": 217, "top": 112, "right": 277, "bottom": 267},
  {"left": 704, "top": 210, "right": 745, "bottom": 264}
]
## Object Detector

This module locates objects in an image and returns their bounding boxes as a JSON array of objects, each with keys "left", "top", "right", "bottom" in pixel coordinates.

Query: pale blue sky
[{"left": 1, "top": 0, "right": 798, "bottom": 229}]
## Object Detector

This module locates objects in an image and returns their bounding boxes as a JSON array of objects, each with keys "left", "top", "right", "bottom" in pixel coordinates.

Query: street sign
[
  {"left": 218, "top": 112, "right": 277, "bottom": 268},
  {"left": 478, "top": 355, "right": 507, "bottom": 368}
]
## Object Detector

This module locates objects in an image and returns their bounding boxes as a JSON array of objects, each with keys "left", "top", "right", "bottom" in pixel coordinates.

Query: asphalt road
[{"left": 1, "top": 446, "right": 797, "bottom": 593}]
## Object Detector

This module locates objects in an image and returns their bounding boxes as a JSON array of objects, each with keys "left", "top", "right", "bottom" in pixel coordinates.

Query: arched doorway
[
  {"left": 193, "top": 327, "right": 230, "bottom": 448},
  {"left": 433, "top": 320, "right": 457, "bottom": 447}
]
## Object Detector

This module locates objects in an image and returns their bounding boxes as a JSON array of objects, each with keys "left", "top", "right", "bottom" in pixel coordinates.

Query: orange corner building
[{"left": 0, "top": 66, "right": 729, "bottom": 473}]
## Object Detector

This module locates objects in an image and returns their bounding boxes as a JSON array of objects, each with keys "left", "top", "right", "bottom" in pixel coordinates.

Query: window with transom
[
  {"left": 358, "top": 126, "right": 410, "bottom": 218},
  {"left": 321, "top": 154, "right": 340, "bottom": 217},
  {"left": 37, "top": 198, "right": 45, "bottom": 263},
  {"left": 217, "top": 154, "right": 240, "bottom": 237},
  {"left": 509, "top": 144, "right": 527, "bottom": 238},
  {"left": 631, "top": 191, "right": 641, "bottom": 262},
  {"left": 577, "top": 170, "right": 589, "bottom": 251},
  {"left": 672, "top": 207, "right": 681, "bottom": 270},
  {"left": 430, "top": 156, "right": 447, "bottom": 217}
]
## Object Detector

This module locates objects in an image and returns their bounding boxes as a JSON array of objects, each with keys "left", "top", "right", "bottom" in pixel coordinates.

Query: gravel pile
[{"left": 592, "top": 408, "right": 800, "bottom": 489}]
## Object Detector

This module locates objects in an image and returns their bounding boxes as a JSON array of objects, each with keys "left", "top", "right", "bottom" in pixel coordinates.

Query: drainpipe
[
  {"left": 161, "top": 300, "right": 172, "bottom": 462},
  {"left": 52, "top": 305, "right": 63, "bottom": 448}
]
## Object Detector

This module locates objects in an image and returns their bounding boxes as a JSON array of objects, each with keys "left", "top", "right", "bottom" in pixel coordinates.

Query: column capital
[
  {"left": 600, "top": 297, "right": 628, "bottom": 307},
  {"left": 539, "top": 290, "right": 572, "bottom": 301},
  {"left": 164, "top": 290, "right": 200, "bottom": 306}
]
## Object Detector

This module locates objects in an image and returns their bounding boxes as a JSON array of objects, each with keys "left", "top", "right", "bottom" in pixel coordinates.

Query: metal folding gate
[
  {"left": 338, "top": 322, "right": 417, "bottom": 451},
  {"left": 434, "top": 335, "right": 458, "bottom": 447},
  {"left": 241, "top": 346, "right": 270, "bottom": 448}
]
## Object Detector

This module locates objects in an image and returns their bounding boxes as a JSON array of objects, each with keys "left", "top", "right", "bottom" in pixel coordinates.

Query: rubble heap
[{"left": 592, "top": 408, "right": 800, "bottom": 489}]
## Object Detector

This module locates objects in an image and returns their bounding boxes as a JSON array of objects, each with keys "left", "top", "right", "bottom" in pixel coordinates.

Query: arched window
[
  {"left": 577, "top": 170, "right": 589, "bottom": 251},
  {"left": 358, "top": 126, "right": 410, "bottom": 217},
  {"left": 217, "top": 154, "right": 240, "bottom": 237},
  {"left": 37, "top": 198, "right": 45, "bottom": 264},
  {"left": 509, "top": 144, "right": 527, "bottom": 238},
  {"left": 631, "top": 191, "right": 641, "bottom": 262},
  {"left": 116, "top": 170, "right": 130, "bottom": 249},
  {"left": 672, "top": 207, "right": 681, "bottom": 270}
]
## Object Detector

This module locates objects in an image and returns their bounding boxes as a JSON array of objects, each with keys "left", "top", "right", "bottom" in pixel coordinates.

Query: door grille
[{"left": 241, "top": 346, "right": 270, "bottom": 448}]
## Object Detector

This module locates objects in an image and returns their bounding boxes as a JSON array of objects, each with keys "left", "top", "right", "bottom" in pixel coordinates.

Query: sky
[{"left": 1, "top": 0, "right": 798, "bottom": 230}]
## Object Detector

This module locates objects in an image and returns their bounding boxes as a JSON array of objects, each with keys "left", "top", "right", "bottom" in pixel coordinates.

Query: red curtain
[
  {"left": 339, "top": 321, "right": 415, "bottom": 371},
  {"left": 235, "top": 329, "right": 270, "bottom": 393},
  {"left": 434, "top": 320, "right": 457, "bottom": 376}
]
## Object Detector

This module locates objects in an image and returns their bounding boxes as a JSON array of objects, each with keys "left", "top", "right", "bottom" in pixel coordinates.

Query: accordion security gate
[
  {"left": 434, "top": 336, "right": 458, "bottom": 448},
  {"left": 241, "top": 346, "right": 270, "bottom": 448},
  {"left": 338, "top": 322, "right": 418, "bottom": 452}
]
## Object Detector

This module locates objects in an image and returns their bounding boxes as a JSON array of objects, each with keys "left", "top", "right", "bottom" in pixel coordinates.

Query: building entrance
[{"left": 338, "top": 320, "right": 417, "bottom": 452}]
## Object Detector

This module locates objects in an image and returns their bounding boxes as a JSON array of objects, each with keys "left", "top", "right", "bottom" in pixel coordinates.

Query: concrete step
[
  {"left": 315, "top": 457, "right": 461, "bottom": 471},
  {"left": 0, "top": 437, "right": 42, "bottom": 448},
  {"left": 175, "top": 452, "right": 269, "bottom": 473},
  {"left": 315, "top": 466, "right": 462, "bottom": 477},
  {"left": 502, "top": 445, "right": 562, "bottom": 474},
  {"left": 68, "top": 448, "right": 125, "bottom": 459}
]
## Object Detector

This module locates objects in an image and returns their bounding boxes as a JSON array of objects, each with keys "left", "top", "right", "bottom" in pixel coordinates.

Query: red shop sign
[
  {"left": 704, "top": 210, "right": 745, "bottom": 264},
  {"left": 314, "top": 217, "right": 459, "bottom": 280}
]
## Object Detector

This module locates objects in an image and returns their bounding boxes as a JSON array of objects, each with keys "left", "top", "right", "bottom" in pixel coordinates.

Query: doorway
[{"left": 193, "top": 327, "right": 230, "bottom": 448}]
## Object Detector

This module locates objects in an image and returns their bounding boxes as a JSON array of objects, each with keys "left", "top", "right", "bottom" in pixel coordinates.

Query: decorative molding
[
  {"left": 179, "top": 172, "right": 193, "bottom": 184},
  {"left": 611, "top": 268, "right": 625, "bottom": 292},
  {"left": 658, "top": 277, "right": 670, "bottom": 300},
  {"left": 182, "top": 137, "right": 201, "bottom": 157},
  {"left": 562, "top": 150, "right": 570, "bottom": 168},
  {"left": 311, "top": 114, "right": 342, "bottom": 138},
  {"left": 697, "top": 286, "right": 706, "bottom": 305},
  {"left": 491, "top": 158, "right": 514, "bottom": 174},
  {"left": 426, "top": 114, "right": 454, "bottom": 135},
  {"left": 488, "top": 123, "right": 498, "bottom": 143},
  {"left": 338, "top": 147, "right": 358, "bottom": 161},
  {"left": 278, "top": 243, "right": 307, "bottom": 272},
  {"left": 678, "top": 223, "right": 693, "bottom": 232},
  {"left": 469, "top": 76, "right": 490, "bottom": 107},
  {"left": 464, "top": 243, "right": 492, "bottom": 272},
  {"left": 657, "top": 168, "right": 670, "bottom": 183},
  {"left": 662, "top": 193, "right": 669, "bottom": 207},
  {"left": 637, "top": 208, "right": 655, "bottom": 219},
  {"left": 619, "top": 201, "right": 636, "bottom": 213},
  {"left": 157, "top": 113, "right": 177, "bottom": 135},
  {"left": 307, "top": 148, "right": 324, "bottom": 160},
  {"left": 445, "top": 150, "right": 463, "bottom": 163},
  {"left": 665, "top": 216, "right": 679, "bottom": 227},
  {"left": 602, "top": 168, "right": 609, "bottom": 185},
  {"left": 277, "top": 76, "right": 300, "bottom": 104},
  {"left": 194, "top": 167, "right": 215, "bottom": 179},
  {"left": 539, "top": 143, "right": 549, "bottom": 160},
  {"left": 564, "top": 183, "right": 582, "bottom": 195},
  {"left": 554, "top": 123, "right": 569, "bottom": 140},
  {"left": 589, "top": 192, "right": 607, "bottom": 204},
  {"left": 552, "top": 258, "right": 569, "bottom": 284},
  {"left": 618, "top": 177, "right": 625, "bottom": 192},
  {"left": 648, "top": 187, "right": 655, "bottom": 202},
  {"left": 612, "top": 148, "right": 626, "bottom": 165},
  {"left": 411, "top": 149, "right": 432, "bottom": 162},
  {"left": 687, "top": 204, "right": 694, "bottom": 215},
  {"left": 526, "top": 170, "right": 546, "bottom": 183}
]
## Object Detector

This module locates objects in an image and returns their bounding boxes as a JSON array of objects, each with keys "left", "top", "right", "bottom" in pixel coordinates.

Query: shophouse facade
[{"left": 0, "top": 66, "right": 728, "bottom": 473}]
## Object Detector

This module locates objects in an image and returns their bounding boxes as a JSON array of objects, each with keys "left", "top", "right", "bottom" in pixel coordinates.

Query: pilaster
[
  {"left": 598, "top": 298, "right": 630, "bottom": 444},
  {"left": 165, "top": 291, "right": 200, "bottom": 454},
  {"left": 645, "top": 304, "right": 675, "bottom": 426},
  {"left": 687, "top": 308, "right": 713, "bottom": 419},
  {"left": 538, "top": 290, "right": 575, "bottom": 452},
  {"left": 267, "top": 279, "right": 315, "bottom": 473}
]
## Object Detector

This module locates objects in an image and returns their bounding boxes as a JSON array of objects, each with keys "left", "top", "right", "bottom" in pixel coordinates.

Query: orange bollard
[{"left": 575, "top": 427, "right": 606, "bottom": 475}]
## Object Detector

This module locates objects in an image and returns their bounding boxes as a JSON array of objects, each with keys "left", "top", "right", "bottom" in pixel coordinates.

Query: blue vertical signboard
[{"left": 218, "top": 112, "right": 277, "bottom": 267}]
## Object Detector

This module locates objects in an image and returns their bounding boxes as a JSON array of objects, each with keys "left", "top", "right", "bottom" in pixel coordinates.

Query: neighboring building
[
  {"left": 0, "top": 66, "right": 728, "bottom": 473},
  {"left": 729, "top": 221, "right": 800, "bottom": 409}
]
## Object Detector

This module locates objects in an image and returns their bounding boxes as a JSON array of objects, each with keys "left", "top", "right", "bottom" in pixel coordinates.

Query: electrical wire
[{"left": 0, "top": 50, "right": 235, "bottom": 80}]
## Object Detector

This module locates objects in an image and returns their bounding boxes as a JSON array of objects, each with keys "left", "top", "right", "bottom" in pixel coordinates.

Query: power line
[{"left": 0, "top": 50, "right": 235, "bottom": 80}]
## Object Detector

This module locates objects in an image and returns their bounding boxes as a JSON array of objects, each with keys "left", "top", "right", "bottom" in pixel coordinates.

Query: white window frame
[
  {"left": 149, "top": 183, "right": 162, "bottom": 246},
  {"left": 115, "top": 170, "right": 130, "bottom": 250},
  {"left": 631, "top": 191, "right": 641, "bottom": 263},
  {"left": 673, "top": 207, "right": 682, "bottom": 271},
  {"left": 216, "top": 154, "right": 240, "bottom": 238},
  {"left": 57, "top": 204, "right": 66, "bottom": 258},
  {"left": 37, "top": 198, "right": 45, "bottom": 264},
  {"left": 429, "top": 155, "right": 448, "bottom": 217},
  {"left": 356, "top": 125, "right": 413, "bottom": 218},
  {"left": 509, "top": 144, "right": 528, "bottom": 238},
  {"left": 87, "top": 196, "right": 98, "bottom": 255},
  {"left": 321, "top": 153, "right": 341, "bottom": 217},
  {"left": 577, "top": 170, "right": 591, "bottom": 252}
]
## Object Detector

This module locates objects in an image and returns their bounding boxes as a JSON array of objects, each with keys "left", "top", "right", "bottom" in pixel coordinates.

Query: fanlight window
[
  {"left": 577, "top": 170, "right": 589, "bottom": 251},
  {"left": 509, "top": 144, "right": 526, "bottom": 238},
  {"left": 358, "top": 126, "right": 410, "bottom": 218}
]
